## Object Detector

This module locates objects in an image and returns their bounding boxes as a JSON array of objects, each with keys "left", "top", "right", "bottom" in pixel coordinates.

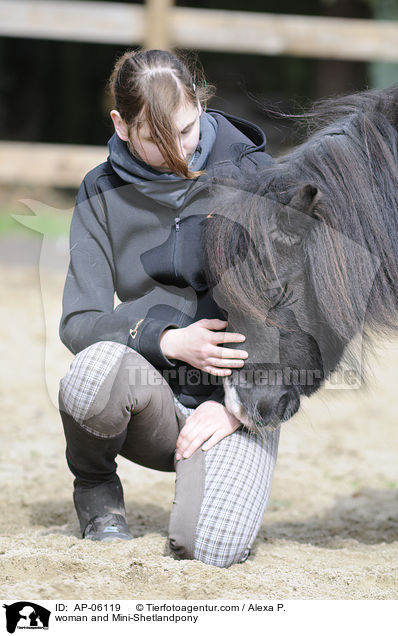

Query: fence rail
[
  {"left": 0, "top": 142, "right": 107, "bottom": 188},
  {"left": 1, "top": 0, "right": 398, "bottom": 189},
  {"left": 1, "top": 0, "right": 398, "bottom": 62}
]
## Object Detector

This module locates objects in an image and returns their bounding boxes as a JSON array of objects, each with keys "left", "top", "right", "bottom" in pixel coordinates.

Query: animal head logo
[
  {"left": 13, "top": 200, "right": 73, "bottom": 410},
  {"left": 2, "top": 602, "right": 51, "bottom": 633},
  {"left": 11, "top": 185, "right": 379, "bottom": 424}
]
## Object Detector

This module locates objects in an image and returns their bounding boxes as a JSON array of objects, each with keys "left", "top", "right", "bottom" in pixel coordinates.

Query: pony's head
[{"left": 204, "top": 85, "right": 398, "bottom": 430}]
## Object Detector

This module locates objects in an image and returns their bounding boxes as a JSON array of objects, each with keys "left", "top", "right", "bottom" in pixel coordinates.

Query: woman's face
[{"left": 112, "top": 101, "right": 201, "bottom": 172}]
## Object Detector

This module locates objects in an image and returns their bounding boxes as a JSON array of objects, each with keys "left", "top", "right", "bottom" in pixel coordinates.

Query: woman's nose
[{"left": 177, "top": 139, "right": 188, "bottom": 160}]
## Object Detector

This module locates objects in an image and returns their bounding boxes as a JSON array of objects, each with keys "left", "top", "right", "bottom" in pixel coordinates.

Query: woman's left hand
[{"left": 176, "top": 400, "right": 241, "bottom": 460}]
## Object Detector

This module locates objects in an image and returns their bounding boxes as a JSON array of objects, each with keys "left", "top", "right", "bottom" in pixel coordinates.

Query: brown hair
[{"left": 108, "top": 49, "right": 216, "bottom": 178}]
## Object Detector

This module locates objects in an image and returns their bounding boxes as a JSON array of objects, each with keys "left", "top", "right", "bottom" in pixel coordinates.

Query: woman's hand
[
  {"left": 160, "top": 318, "right": 248, "bottom": 376},
  {"left": 175, "top": 400, "right": 241, "bottom": 460}
]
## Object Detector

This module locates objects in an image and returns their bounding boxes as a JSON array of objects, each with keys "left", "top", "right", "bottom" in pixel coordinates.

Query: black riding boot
[{"left": 59, "top": 396, "right": 132, "bottom": 541}]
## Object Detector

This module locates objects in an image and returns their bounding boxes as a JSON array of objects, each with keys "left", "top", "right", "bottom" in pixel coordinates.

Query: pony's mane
[{"left": 205, "top": 86, "right": 398, "bottom": 343}]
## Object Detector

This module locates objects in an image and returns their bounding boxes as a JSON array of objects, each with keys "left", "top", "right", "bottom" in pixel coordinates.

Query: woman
[{"left": 59, "top": 48, "right": 280, "bottom": 568}]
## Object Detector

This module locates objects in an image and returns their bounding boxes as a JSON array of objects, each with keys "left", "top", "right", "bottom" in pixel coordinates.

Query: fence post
[{"left": 144, "top": 0, "right": 174, "bottom": 50}]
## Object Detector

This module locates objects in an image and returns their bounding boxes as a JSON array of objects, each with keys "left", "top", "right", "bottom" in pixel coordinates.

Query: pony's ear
[
  {"left": 288, "top": 184, "right": 320, "bottom": 217},
  {"left": 276, "top": 184, "right": 321, "bottom": 243}
]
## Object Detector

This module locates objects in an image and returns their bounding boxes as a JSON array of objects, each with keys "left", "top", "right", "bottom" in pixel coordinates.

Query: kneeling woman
[{"left": 58, "top": 48, "right": 280, "bottom": 568}]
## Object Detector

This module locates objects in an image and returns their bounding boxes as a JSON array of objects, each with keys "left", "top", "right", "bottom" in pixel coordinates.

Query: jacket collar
[{"left": 205, "top": 109, "right": 267, "bottom": 165}]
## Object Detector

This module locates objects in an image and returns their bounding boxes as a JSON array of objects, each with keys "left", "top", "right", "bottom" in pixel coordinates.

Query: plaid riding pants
[{"left": 59, "top": 341, "right": 280, "bottom": 568}]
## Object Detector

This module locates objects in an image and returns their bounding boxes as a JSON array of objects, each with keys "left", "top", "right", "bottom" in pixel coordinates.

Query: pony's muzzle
[
  {"left": 223, "top": 376, "right": 300, "bottom": 430},
  {"left": 251, "top": 387, "right": 300, "bottom": 428}
]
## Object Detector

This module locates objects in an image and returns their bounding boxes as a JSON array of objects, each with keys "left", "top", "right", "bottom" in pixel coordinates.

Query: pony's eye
[
  {"left": 267, "top": 284, "right": 287, "bottom": 309},
  {"left": 270, "top": 226, "right": 302, "bottom": 246},
  {"left": 267, "top": 283, "right": 294, "bottom": 310}
]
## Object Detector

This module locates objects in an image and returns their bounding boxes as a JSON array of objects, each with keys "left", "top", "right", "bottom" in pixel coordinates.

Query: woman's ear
[{"left": 110, "top": 110, "right": 130, "bottom": 142}]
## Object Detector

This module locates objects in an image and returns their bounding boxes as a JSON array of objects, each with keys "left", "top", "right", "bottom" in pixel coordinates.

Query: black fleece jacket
[{"left": 59, "top": 110, "right": 272, "bottom": 408}]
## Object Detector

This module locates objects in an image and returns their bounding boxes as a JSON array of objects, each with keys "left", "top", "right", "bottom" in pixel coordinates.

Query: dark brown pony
[{"left": 203, "top": 86, "right": 398, "bottom": 430}]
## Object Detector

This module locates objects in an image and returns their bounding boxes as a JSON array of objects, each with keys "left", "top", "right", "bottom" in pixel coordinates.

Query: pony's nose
[
  {"left": 275, "top": 390, "right": 300, "bottom": 421},
  {"left": 256, "top": 389, "right": 300, "bottom": 424}
]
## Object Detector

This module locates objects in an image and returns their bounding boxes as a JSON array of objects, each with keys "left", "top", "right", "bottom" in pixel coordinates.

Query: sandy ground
[{"left": 1, "top": 239, "right": 398, "bottom": 600}]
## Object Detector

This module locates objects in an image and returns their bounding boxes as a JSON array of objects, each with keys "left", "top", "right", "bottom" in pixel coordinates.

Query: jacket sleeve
[{"left": 59, "top": 176, "right": 178, "bottom": 368}]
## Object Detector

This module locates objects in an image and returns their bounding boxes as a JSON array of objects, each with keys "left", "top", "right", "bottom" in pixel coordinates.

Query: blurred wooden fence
[
  {"left": 1, "top": 0, "right": 398, "bottom": 61},
  {"left": 1, "top": 0, "right": 398, "bottom": 187},
  {"left": 0, "top": 142, "right": 107, "bottom": 188}
]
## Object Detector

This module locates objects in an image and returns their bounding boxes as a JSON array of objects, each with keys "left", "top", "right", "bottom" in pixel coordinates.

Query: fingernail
[{"left": 175, "top": 453, "right": 181, "bottom": 460}]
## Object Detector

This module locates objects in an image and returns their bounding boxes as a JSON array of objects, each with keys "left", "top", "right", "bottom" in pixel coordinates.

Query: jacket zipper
[
  {"left": 172, "top": 216, "right": 190, "bottom": 327},
  {"left": 173, "top": 216, "right": 180, "bottom": 278}
]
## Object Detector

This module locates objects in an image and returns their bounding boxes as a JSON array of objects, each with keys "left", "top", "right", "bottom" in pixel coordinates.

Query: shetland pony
[{"left": 204, "top": 86, "right": 398, "bottom": 430}]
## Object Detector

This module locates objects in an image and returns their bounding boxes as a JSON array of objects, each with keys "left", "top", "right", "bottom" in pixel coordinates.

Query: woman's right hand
[{"left": 159, "top": 318, "right": 248, "bottom": 376}]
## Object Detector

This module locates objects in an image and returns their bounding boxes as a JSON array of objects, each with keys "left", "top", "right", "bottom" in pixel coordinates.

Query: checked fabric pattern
[
  {"left": 59, "top": 341, "right": 130, "bottom": 425},
  {"left": 193, "top": 425, "right": 280, "bottom": 568},
  {"left": 173, "top": 396, "right": 195, "bottom": 419}
]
